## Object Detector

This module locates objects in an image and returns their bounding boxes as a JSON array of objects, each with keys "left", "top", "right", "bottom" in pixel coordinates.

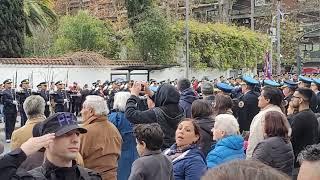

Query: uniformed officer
[
  {"left": 263, "top": 79, "right": 281, "bottom": 88},
  {"left": 52, "top": 81, "right": 69, "bottom": 113},
  {"left": 237, "top": 76, "right": 260, "bottom": 133},
  {"left": 298, "top": 75, "right": 318, "bottom": 112},
  {"left": 311, "top": 79, "right": 320, "bottom": 113},
  {"left": 282, "top": 80, "right": 298, "bottom": 115},
  {"left": 38, "top": 82, "right": 51, "bottom": 117},
  {"left": 216, "top": 82, "right": 234, "bottom": 95},
  {"left": 2, "top": 79, "right": 18, "bottom": 143},
  {"left": 16, "top": 79, "right": 32, "bottom": 127}
]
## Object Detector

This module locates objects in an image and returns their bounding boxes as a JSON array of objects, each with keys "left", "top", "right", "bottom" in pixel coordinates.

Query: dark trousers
[
  {"left": 55, "top": 104, "right": 65, "bottom": 113},
  {"left": 19, "top": 107, "right": 27, "bottom": 127},
  {"left": 4, "top": 110, "right": 17, "bottom": 140},
  {"left": 72, "top": 102, "right": 81, "bottom": 116},
  {"left": 44, "top": 105, "right": 50, "bottom": 118}
]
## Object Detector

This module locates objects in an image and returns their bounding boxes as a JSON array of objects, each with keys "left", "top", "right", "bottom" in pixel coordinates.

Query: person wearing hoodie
[
  {"left": 177, "top": 78, "right": 198, "bottom": 118},
  {"left": 191, "top": 99, "right": 215, "bottom": 156},
  {"left": 206, "top": 114, "right": 245, "bottom": 168},
  {"left": 125, "top": 82, "right": 184, "bottom": 149},
  {"left": 164, "top": 119, "right": 207, "bottom": 180}
]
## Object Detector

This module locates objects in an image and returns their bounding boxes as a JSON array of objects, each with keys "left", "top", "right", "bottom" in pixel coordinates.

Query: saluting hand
[{"left": 20, "top": 133, "right": 55, "bottom": 156}]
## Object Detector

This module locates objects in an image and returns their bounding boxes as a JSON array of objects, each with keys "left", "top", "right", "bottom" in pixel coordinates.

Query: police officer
[
  {"left": 282, "top": 80, "right": 298, "bottom": 115},
  {"left": 52, "top": 81, "right": 69, "bottom": 113},
  {"left": 237, "top": 76, "right": 260, "bottom": 133},
  {"left": 16, "top": 79, "right": 32, "bottom": 127},
  {"left": 311, "top": 79, "right": 320, "bottom": 113},
  {"left": 2, "top": 79, "right": 18, "bottom": 143},
  {"left": 38, "top": 82, "right": 51, "bottom": 117},
  {"left": 298, "top": 75, "right": 318, "bottom": 113},
  {"left": 263, "top": 79, "right": 281, "bottom": 88}
]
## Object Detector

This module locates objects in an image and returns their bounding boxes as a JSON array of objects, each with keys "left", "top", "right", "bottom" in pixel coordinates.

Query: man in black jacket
[
  {"left": 125, "top": 82, "right": 184, "bottom": 149},
  {"left": 0, "top": 112, "right": 101, "bottom": 180}
]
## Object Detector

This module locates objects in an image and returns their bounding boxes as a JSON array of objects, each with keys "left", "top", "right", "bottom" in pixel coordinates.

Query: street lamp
[{"left": 185, "top": 0, "right": 190, "bottom": 79}]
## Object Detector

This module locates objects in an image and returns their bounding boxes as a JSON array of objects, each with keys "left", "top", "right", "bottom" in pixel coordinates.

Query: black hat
[
  {"left": 38, "top": 112, "right": 87, "bottom": 136},
  {"left": 21, "top": 79, "right": 30, "bottom": 84},
  {"left": 55, "top": 81, "right": 63, "bottom": 85},
  {"left": 39, "top": 82, "right": 47, "bottom": 86},
  {"left": 37, "top": 84, "right": 41, "bottom": 88},
  {"left": 3, "top": 79, "right": 12, "bottom": 84}
]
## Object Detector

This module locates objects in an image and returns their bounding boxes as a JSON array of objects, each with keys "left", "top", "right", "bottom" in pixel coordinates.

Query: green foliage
[
  {"left": 132, "top": 8, "right": 176, "bottom": 64},
  {"left": 24, "top": 0, "right": 57, "bottom": 36},
  {"left": 0, "top": 0, "right": 25, "bottom": 57},
  {"left": 52, "top": 11, "right": 120, "bottom": 58},
  {"left": 173, "top": 20, "right": 269, "bottom": 69},
  {"left": 281, "top": 19, "right": 301, "bottom": 65},
  {"left": 126, "top": 0, "right": 154, "bottom": 27}
]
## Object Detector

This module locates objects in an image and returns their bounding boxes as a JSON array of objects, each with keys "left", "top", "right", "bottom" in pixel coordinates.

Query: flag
[{"left": 264, "top": 51, "right": 272, "bottom": 79}]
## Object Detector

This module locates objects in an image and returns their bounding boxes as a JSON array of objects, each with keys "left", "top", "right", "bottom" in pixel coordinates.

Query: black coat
[
  {"left": 237, "top": 90, "right": 260, "bottom": 132},
  {"left": 2, "top": 89, "right": 17, "bottom": 114},
  {"left": 125, "top": 84, "right": 184, "bottom": 149},
  {"left": 195, "top": 116, "right": 215, "bottom": 157},
  {"left": 252, "top": 137, "right": 294, "bottom": 176}
]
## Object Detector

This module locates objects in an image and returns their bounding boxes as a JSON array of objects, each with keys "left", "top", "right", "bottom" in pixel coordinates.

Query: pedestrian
[
  {"left": 246, "top": 86, "right": 285, "bottom": 158},
  {"left": 128, "top": 123, "right": 174, "bottom": 180},
  {"left": 288, "top": 88, "right": 319, "bottom": 178},
  {"left": 206, "top": 114, "right": 245, "bottom": 168},
  {"left": 212, "top": 94, "right": 233, "bottom": 116},
  {"left": 191, "top": 99, "right": 215, "bottom": 156},
  {"left": 164, "top": 119, "right": 207, "bottom": 180},
  {"left": 10, "top": 95, "right": 46, "bottom": 150},
  {"left": 252, "top": 111, "right": 294, "bottom": 176},
  {"left": 201, "top": 82, "right": 215, "bottom": 105},
  {"left": 125, "top": 82, "right": 184, "bottom": 149},
  {"left": 2, "top": 79, "right": 18, "bottom": 143},
  {"left": 177, "top": 78, "right": 198, "bottom": 118},
  {"left": 297, "top": 144, "right": 320, "bottom": 180},
  {"left": 202, "top": 160, "right": 290, "bottom": 180},
  {"left": 80, "top": 95, "right": 122, "bottom": 180},
  {"left": 0, "top": 112, "right": 101, "bottom": 180},
  {"left": 109, "top": 92, "right": 138, "bottom": 180}
]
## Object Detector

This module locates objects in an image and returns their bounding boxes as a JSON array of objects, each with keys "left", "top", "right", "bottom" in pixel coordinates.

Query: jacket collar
[
  {"left": 42, "top": 159, "right": 78, "bottom": 176},
  {"left": 25, "top": 116, "right": 46, "bottom": 125},
  {"left": 142, "top": 150, "right": 161, "bottom": 157},
  {"left": 84, "top": 115, "right": 106, "bottom": 125}
]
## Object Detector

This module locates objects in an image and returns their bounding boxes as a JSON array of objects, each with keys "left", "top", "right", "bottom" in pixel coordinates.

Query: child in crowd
[{"left": 128, "top": 123, "right": 174, "bottom": 180}]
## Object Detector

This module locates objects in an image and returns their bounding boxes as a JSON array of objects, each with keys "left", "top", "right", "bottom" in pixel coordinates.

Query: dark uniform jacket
[
  {"left": 237, "top": 90, "right": 260, "bottom": 132},
  {"left": 2, "top": 89, "right": 17, "bottom": 113},
  {"left": 16, "top": 89, "right": 31, "bottom": 107},
  {"left": 0, "top": 148, "right": 101, "bottom": 180},
  {"left": 52, "top": 90, "right": 69, "bottom": 112}
]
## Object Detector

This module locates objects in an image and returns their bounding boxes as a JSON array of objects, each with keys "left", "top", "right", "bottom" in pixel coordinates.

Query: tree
[
  {"left": 24, "top": 0, "right": 57, "bottom": 36},
  {"left": 52, "top": 11, "right": 120, "bottom": 58},
  {"left": 126, "top": 0, "right": 154, "bottom": 27},
  {"left": 132, "top": 8, "right": 176, "bottom": 64},
  {"left": 0, "top": 0, "right": 25, "bottom": 57}
]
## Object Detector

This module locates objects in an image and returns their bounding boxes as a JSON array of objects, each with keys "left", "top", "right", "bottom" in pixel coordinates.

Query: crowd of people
[{"left": 0, "top": 72, "right": 319, "bottom": 180}]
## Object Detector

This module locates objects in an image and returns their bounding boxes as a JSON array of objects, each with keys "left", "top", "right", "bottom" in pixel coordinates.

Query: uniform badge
[{"left": 238, "top": 101, "right": 244, "bottom": 108}]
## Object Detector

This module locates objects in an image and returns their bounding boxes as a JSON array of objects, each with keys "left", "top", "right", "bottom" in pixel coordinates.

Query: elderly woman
[
  {"left": 11, "top": 95, "right": 46, "bottom": 150},
  {"left": 108, "top": 92, "right": 138, "bottom": 180},
  {"left": 206, "top": 114, "right": 245, "bottom": 168},
  {"left": 164, "top": 118, "right": 207, "bottom": 180},
  {"left": 80, "top": 95, "right": 122, "bottom": 180}
]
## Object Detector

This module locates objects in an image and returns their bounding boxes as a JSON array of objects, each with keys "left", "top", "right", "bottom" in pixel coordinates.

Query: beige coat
[
  {"left": 246, "top": 105, "right": 284, "bottom": 158},
  {"left": 11, "top": 116, "right": 46, "bottom": 150},
  {"left": 80, "top": 115, "right": 122, "bottom": 180}
]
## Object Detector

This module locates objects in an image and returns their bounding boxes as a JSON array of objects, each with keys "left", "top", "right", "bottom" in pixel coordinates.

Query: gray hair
[
  {"left": 23, "top": 95, "right": 45, "bottom": 119},
  {"left": 113, "top": 92, "right": 131, "bottom": 112},
  {"left": 214, "top": 114, "right": 239, "bottom": 136},
  {"left": 83, "top": 95, "right": 109, "bottom": 116}
]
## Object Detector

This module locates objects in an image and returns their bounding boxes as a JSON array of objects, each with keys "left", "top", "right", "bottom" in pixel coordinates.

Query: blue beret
[
  {"left": 242, "top": 76, "right": 259, "bottom": 85},
  {"left": 283, "top": 80, "right": 298, "bottom": 89},
  {"left": 313, "top": 78, "right": 320, "bottom": 86},
  {"left": 299, "top": 75, "right": 313, "bottom": 84},
  {"left": 263, "top": 79, "right": 280, "bottom": 87},
  {"left": 216, "top": 82, "right": 234, "bottom": 93}
]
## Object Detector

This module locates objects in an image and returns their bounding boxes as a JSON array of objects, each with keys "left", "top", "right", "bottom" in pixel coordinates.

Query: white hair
[
  {"left": 83, "top": 95, "right": 109, "bottom": 115},
  {"left": 113, "top": 92, "right": 131, "bottom": 112},
  {"left": 214, "top": 114, "right": 239, "bottom": 136},
  {"left": 23, "top": 95, "right": 45, "bottom": 119}
]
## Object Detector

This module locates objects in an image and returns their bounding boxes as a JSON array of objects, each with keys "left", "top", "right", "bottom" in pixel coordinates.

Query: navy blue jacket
[
  {"left": 179, "top": 88, "right": 198, "bottom": 118},
  {"left": 108, "top": 111, "right": 138, "bottom": 180},
  {"left": 164, "top": 145, "right": 207, "bottom": 180},
  {"left": 206, "top": 135, "right": 245, "bottom": 168}
]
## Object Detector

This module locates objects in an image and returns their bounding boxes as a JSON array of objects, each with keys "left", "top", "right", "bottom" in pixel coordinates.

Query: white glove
[
  {"left": 64, "top": 99, "right": 68, "bottom": 103},
  {"left": 13, "top": 101, "right": 18, "bottom": 105},
  {"left": 46, "top": 101, "right": 51, "bottom": 106}
]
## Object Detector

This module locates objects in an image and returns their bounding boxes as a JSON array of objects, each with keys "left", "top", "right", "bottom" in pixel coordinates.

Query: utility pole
[
  {"left": 250, "top": 0, "right": 254, "bottom": 31},
  {"left": 276, "top": 0, "right": 281, "bottom": 75},
  {"left": 185, "top": 0, "right": 190, "bottom": 79}
]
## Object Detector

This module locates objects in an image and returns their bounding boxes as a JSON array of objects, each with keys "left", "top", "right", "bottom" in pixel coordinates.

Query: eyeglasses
[{"left": 292, "top": 95, "right": 307, "bottom": 101}]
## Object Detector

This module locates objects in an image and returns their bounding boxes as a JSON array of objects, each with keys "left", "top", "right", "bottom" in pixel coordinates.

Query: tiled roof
[{"left": 0, "top": 58, "right": 146, "bottom": 67}]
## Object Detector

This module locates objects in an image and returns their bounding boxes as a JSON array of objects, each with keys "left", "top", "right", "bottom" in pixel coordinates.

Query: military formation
[{"left": 0, "top": 74, "right": 319, "bottom": 144}]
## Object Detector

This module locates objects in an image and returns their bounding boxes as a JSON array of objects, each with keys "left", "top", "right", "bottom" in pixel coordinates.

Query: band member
[
  {"left": 38, "top": 82, "right": 51, "bottom": 117},
  {"left": 16, "top": 79, "right": 31, "bottom": 127},
  {"left": 52, "top": 81, "right": 69, "bottom": 112},
  {"left": 2, "top": 79, "right": 17, "bottom": 143}
]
